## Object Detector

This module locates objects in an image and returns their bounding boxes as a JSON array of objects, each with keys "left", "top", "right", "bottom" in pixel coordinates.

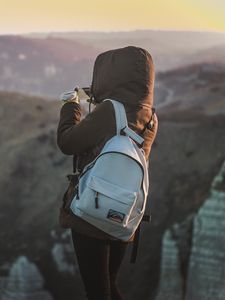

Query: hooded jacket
[{"left": 57, "top": 46, "right": 158, "bottom": 242}]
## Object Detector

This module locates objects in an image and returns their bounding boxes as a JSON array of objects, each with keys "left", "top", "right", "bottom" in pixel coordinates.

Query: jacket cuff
[{"left": 60, "top": 102, "right": 82, "bottom": 124}]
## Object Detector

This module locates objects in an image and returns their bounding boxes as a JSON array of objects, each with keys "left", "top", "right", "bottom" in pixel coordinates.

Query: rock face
[
  {"left": 51, "top": 230, "right": 78, "bottom": 274},
  {"left": 155, "top": 230, "right": 183, "bottom": 300},
  {"left": 186, "top": 160, "right": 225, "bottom": 300},
  {"left": 155, "top": 216, "right": 194, "bottom": 300},
  {"left": 156, "top": 160, "right": 225, "bottom": 300},
  {"left": 1, "top": 256, "right": 53, "bottom": 300}
]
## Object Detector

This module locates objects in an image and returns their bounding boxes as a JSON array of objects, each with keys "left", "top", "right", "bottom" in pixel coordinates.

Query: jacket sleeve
[{"left": 57, "top": 101, "right": 115, "bottom": 155}]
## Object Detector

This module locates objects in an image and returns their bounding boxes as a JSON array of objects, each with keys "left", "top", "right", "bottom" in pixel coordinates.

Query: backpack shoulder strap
[
  {"left": 103, "top": 98, "right": 127, "bottom": 134},
  {"left": 103, "top": 99, "right": 144, "bottom": 146}
]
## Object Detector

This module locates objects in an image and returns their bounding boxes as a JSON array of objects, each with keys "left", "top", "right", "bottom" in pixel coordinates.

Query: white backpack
[{"left": 70, "top": 99, "right": 149, "bottom": 241}]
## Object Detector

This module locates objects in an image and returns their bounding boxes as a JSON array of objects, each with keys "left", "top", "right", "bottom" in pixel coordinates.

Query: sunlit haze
[{"left": 1, "top": 0, "right": 225, "bottom": 34}]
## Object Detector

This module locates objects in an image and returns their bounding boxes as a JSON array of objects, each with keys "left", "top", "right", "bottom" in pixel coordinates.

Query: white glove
[{"left": 60, "top": 89, "right": 79, "bottom": 104}]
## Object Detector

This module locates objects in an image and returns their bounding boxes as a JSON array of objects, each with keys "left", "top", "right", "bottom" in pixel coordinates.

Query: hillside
[
  {"left": 0, "top": 91, "right": 87, "bottom": 299},
  {"left": 0, "top": 91, "right": 67, "bottom": 245},
  {"left": 0, "top": 35, "right": 98, "bottom": 98},
  {"left": 0, "top": 60, "right": 225, "bottom": 299},
  {"left": 155, "top": 62, "right": 225, "bottom": 115},
  {"left": 0, "top": 30, "right": 225, "bottom": 99}
]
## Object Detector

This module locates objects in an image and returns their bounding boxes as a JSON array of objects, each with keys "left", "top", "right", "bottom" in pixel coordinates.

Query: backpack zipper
[{"left": 78, "top": 151, "right": 145, "bottom": 201}]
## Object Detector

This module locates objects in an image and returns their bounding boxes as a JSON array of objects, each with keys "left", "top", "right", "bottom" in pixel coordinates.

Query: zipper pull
[
  {"left": 95, "top": 192, "right": 99, "bottom": 209},
  {"left": 76, "top": 184, "right": 79, "bottom": 200}
]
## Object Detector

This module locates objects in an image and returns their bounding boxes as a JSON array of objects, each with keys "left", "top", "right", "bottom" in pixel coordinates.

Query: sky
[{"left": 0, "top": 0, "right": 225, "bottom": 34}]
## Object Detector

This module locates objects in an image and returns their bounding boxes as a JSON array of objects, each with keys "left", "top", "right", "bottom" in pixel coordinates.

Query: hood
[{"left": 90, "top": 46, "right": 155, "bottom": 108}]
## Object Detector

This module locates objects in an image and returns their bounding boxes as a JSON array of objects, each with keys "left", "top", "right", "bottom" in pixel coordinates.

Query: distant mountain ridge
[
  {"left": 0, "top": 35, "right": 98, "bottom": 98},
  {"left": 0, "top": 30, "right": 225, "bottom": 98},
  {"left": 155, "top": 62, "right": 225, "bottom": 115}
]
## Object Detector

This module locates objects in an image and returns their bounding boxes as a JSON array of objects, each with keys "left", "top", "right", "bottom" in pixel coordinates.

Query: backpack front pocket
[{"left": 75, "top": 175, "right": 137, "bottom": 227}]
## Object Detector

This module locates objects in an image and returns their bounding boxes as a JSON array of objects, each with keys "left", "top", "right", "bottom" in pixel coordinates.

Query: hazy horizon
[
  {"left": 1, "top": 28, "right": 225, "bottom": 36},
  {"left": 1, "top": 0, "right": 225, "bottom": 35}
]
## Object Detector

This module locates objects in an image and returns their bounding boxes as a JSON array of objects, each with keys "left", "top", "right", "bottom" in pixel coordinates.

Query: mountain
[
  {"left": 155, "top": 62, "right": 225, "bottom": 115},
  {"left": 0, "top": 30, "right": 225, "bottom": 99},
  {"left": 0, "top": 91, "right": 88, "bottom": 299},
  {"left": 0, "top": 35, "right": 98, "bottom": 98},
  {"left": 156, "top": 160, "right": 225, "bottom": 300},
  {"left": 1, "top": 61, "right": 225, "bottom": 299},
  {"left": 188, "top": 43, "right": 225, "bottom": 65},
  {"left": 24, "top": 29, "right": 225, "bottom": 52},
  {"left": 24, "top": 30, "right": 225, "bottom": 71}
]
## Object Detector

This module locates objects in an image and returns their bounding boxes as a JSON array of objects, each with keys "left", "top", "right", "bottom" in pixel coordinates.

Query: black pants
[{"left": 71, "top": 230, "right": 128, "bottom": 300}]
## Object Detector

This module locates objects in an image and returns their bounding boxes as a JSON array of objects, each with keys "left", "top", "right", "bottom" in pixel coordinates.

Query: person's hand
[{"left": 60, "top": 88, "right": 80, "bottom": 105}]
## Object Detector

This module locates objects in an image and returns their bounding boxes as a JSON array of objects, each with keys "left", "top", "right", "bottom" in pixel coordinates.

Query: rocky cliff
[
  {"left": 156, "top": 160, "right": 225, "bottom": 300},
  {"left": 1, "top": 256, "right": 53, "bottom": 300},
  {"left": 0, "top": 60, "right": 225, "bottom": 299}
]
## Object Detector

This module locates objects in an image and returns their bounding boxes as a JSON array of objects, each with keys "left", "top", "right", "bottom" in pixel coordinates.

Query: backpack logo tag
[{"left": 107, "top": 209, "right": 125, "bottom": 223}]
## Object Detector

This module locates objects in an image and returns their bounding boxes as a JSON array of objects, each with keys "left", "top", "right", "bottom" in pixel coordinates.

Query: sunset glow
[{"left": 0, "top": 0, "right": 225, "bottom": 34}]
